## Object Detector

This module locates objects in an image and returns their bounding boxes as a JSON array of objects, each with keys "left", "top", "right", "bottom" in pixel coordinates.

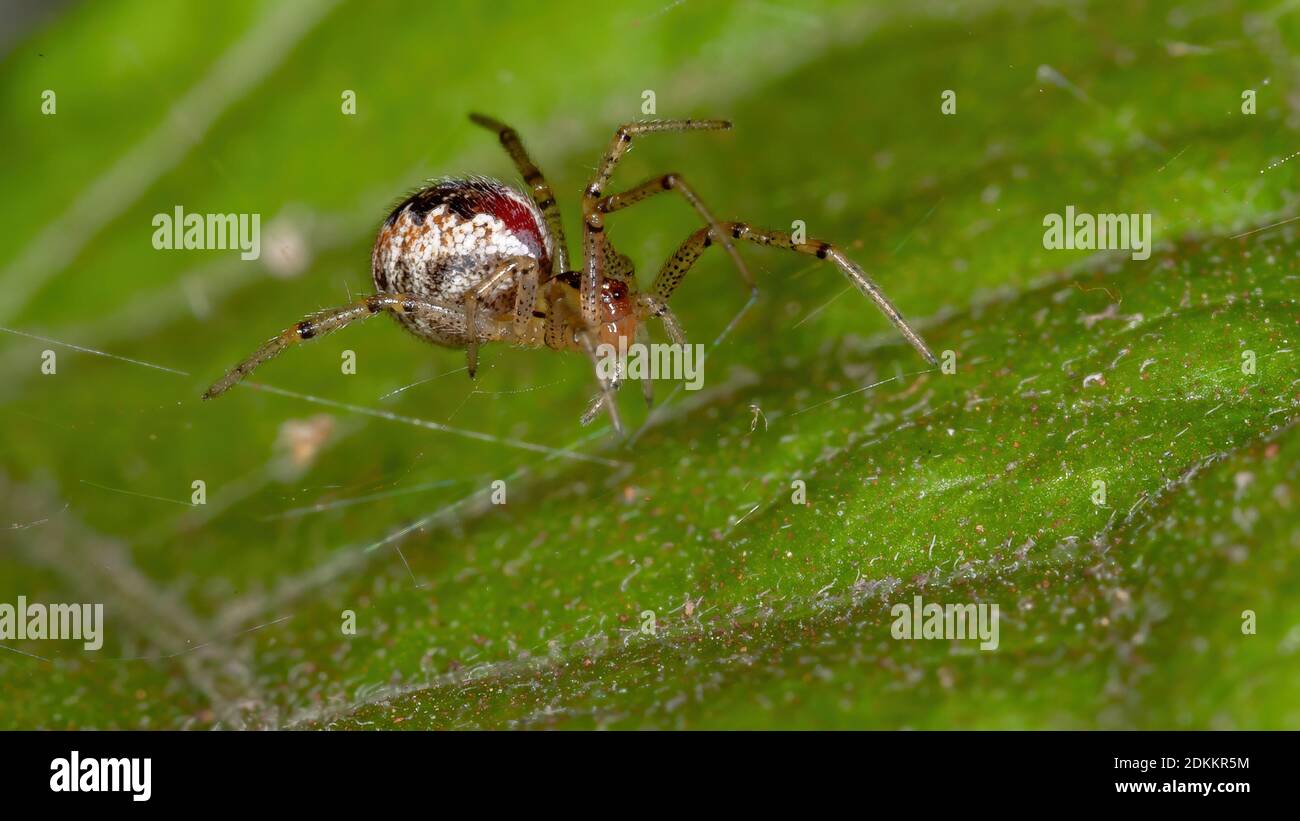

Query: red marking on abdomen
[
  {"left": 478, "top": 187, "right": 550, "bottom": 269},
  {"left": 384, "top": 178, "right": 551, "bottom": 272}
]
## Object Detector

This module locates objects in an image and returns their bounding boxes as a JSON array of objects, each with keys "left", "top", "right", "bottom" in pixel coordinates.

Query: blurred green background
[{"left": 0, "top": 0, "right": 1297, "bottom": 729}]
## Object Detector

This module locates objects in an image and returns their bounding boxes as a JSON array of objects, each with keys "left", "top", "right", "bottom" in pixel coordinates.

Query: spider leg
[
  {"left": 596, "top": 172, "right": 753, "bottom": 294},
  {"left": 551, "top": 296, "right": 624, "bottom": 434},
  {"left": 463, "top": 255, "right": 540, "bottom": 378},
  {"left": 201, "top": 293, "right": 497, "bottom": 399},
  {"left": 579, "top": 119, "right": 732, "bottom": 327},
  {"left": 635, "top": 321, "right": 655, "bottom": 408},
  {"left": 469, "top": 113, "right": 569, "bottom": 273},
  {"left": 636, "top": 293, "right": 686, "bottom": 346},
  {"left": 653, "top": 222, "right": 938, "bottom": 365},
  {"left": 583, "top": 120, "right": 733, "bottom": 211},
  {"left": 580, "top": 221, "right": 608, "bottom": 328},
  {"left": 576, "top": 328, "right": 624, "bottom": 433}
]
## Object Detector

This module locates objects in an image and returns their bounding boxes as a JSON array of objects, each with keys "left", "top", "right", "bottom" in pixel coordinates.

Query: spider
[{"left": 202, "top": 114, "right": 938, "bottom": 432}]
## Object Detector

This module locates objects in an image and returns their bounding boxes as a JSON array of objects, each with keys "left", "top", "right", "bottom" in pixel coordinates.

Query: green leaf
[{"left": 1, "top": 0, "right": 1297, "bottom": 729}]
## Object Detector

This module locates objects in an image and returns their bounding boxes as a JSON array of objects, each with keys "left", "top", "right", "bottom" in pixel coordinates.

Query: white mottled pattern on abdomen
[{"left": 370, "top": 179, "right": 550, "bottom": 348}]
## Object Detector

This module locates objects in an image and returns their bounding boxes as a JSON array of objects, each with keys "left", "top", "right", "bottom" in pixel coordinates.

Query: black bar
[{"left": 1, "top": 730, "right": 1283, "bottom": 807}]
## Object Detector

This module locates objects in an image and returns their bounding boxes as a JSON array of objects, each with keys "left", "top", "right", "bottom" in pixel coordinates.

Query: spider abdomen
[{"left": 371, "top": 176, "right": 553, "bottom": 347}]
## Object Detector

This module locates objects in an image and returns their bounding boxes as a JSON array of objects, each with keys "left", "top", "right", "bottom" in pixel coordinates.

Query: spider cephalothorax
[{"left": 203, "top": 113, "right": 937, "bottom": 433}]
